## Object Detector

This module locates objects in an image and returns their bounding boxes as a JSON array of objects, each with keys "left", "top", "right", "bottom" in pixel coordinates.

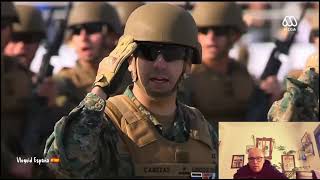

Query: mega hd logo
[{"left": 282, "top": 16, "right": 298, "bottom": 32}]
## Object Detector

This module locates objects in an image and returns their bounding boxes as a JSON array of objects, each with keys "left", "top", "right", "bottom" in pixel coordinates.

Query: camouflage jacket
[
  {"left": 44, "top": 86, "right": 218, "bottom": 178},
  {"left": 268, "top": 69, "right": 319, "bottom": 121}
]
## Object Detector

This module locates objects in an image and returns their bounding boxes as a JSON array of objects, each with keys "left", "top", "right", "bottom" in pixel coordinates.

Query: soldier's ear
[{"left": 128, "top": 55, "right": 135, "bottom": 72}]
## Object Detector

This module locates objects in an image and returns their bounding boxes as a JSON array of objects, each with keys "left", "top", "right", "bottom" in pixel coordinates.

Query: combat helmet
[
  {"left": 192, "top": 2, "right": 247, "bottom": 33},
  {"left": 68, "top": 2, "right": 121, "bottom": 35},
  {"left": 124, "top": 3, "right": 201, "bottom": 64},
  {"left": 13, "top": 5, "right": 46, "bottom": 38},
  {"left": 114, "top": 2, "right": 144, "bottom": 27}
]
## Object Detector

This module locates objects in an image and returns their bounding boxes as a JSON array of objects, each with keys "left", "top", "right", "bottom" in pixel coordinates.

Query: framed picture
[
  {"left": 256, "top": 138, "right": 273, "bottom": 160},
  {"left": 282, "top": 155, "right": 296, "bottom": 172},
  {"left": 231, "top": 155, "right": 244, "bottom": 169},
  {"left": 314, "top": 124, "right": 320, "bottom": 157},
  {"left": 301, "top": 132, "right": 312, "bottom": 148}
]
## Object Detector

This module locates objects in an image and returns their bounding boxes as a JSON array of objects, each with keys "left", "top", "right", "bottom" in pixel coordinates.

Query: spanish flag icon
[{"left": 50, "top": 157, "right": 60, "bottom": 163}]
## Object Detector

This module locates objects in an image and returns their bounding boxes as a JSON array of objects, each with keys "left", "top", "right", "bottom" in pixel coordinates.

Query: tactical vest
[
  {"left": 57, "top": 62, "right": 96, "bottom": 94},
  {"left": 188, "top": 60, "right": 254, "bottom": 122},
  {"left": 105, "top": 95, "right": 216, "bottom": 178}
]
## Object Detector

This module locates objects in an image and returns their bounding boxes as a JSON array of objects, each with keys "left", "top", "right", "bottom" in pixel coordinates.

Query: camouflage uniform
[
  {"left": 268, "top": 53, "right": 319, "bottom": 121},
  {"left": 44, "top": 85, "right": 218, "bottom": 178}
]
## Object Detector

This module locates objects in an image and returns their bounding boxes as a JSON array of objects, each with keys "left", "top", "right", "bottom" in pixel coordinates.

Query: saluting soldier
[{"left": 44, "top": 3, "right": 218, "bottom": 178}]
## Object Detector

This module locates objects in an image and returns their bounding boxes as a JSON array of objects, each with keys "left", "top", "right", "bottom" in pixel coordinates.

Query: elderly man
[{"left": 234, "top": 148, "right": 288, "bottom": 179}]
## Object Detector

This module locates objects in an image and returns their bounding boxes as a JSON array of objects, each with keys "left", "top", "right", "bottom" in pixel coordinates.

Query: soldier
[
  {"left": 268, "top": 53, "right": 319, "bottom": 121},
  {"left": 1, "top": 2, "right": 33, "bottom": 178},
  {"left": 179, "top": 2, "right": 254, "bottom": 123},
  {"left": 4, "top": 5, "right": 46, "bottom": 79},
  {"left": 44, "top": 3, "right": 217, "bottom": 178},
  {"left": 180, "top": 2, "right": 281, "bottom": 123},
  {"left": 113, "top": 2, "right": 145, "bottom": 33},
  {"left": 40, "top": 2, "right": 123, "bottom": 111}
]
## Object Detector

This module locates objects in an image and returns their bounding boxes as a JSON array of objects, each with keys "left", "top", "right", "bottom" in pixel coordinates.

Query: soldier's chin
[
  {"left": 82, "top": 56, "right": 99, "bottom": 63},
  {"left": 145, "top": 87, "right": 176, "bottom": 99}
]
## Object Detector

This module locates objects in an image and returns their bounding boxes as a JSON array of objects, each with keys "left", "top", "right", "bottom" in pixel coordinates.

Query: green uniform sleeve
[
  {"left": 43, "top": 93, "right": 120, "bottom": 178},
  {"left": 268, "top": 69, "right": 319, "bottom": 122}
]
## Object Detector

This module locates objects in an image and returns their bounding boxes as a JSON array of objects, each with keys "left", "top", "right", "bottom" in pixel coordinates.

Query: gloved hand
[{"left": 93, "top": 35, "right": 137, "bottom": 95}]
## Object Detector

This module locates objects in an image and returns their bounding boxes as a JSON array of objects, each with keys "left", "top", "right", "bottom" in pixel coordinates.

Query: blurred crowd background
[
  {"left": 1, "top": 1, "right": 319, "bottom": 179},
  {"left": 16, "top": 1, "right": 319, "bottom": 83}
]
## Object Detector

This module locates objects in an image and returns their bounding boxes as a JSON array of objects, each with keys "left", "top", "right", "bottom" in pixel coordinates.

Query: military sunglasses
[
  {"left": 198, "top": 26, "right": 234, "bottom": 36},
  {"left": 70, "top": 23, "right": 106, "bottom": 35},
  {"left": 135, "top": 42, "right": 193, "bottom": 62},
  {"left": 11, "top": 33, "right": 43, "bottom": 43}
]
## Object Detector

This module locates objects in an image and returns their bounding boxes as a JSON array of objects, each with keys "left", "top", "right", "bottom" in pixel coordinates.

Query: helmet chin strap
[{"left": 131, "top": 57, "right": 187, "bottom": 97}]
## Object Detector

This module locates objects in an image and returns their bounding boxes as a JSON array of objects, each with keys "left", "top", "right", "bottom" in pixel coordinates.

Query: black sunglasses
[
  {"left": 70, "top": 23, "right": 105, "bottom": 35},
  {"left": 11, "top": 33, "right": 43, "bottom": 43},
  {"left": 198, "top": 26, "right": 234, "bottom": 36},
  {"left": 135, "top": 42, "right": 193, "bottom": 62}
]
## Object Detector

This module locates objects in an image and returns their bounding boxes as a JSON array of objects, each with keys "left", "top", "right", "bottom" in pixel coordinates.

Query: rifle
[
  {"left": 30, "top": 2, "right": 72, "bottom": 107},
  {"left": 36, "top": 2, "right": 73, "bottom": 86},
  {"left": 245, "top": 4, "right": 309, "bottom": 121},
  {"left": 21, "top": 2, "right": 73, "bottom": 158}
]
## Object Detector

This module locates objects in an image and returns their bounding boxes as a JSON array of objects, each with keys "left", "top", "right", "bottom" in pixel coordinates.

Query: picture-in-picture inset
[{"left": 219, "top": 122, "right": 320, "bottom": 179}]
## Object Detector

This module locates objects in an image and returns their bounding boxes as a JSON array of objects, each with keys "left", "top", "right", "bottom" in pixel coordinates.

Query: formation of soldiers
[{"left": 1, "top": 1, "right": 319, "bottom": 179}]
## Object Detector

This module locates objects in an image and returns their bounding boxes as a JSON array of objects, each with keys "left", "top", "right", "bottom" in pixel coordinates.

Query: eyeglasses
[
  {"left": 70, "top": 23, "right": 105, "bottom": 35},
  {"left": 198, "top": 26, "right": 233, "bottom": 36},
  {"left": 248, "top": 157, "right": 264, "bottom": 162},
  {"left": 11, "top": 33, "right": 43, "bottom": 43},
  {"left": 135, "top": 42, "right": 193, "bottom": 62}
]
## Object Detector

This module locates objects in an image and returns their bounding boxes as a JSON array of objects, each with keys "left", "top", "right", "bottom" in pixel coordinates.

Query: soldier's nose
[{"left": 153, "top": 54, "right": 168, "bottom": 69}]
